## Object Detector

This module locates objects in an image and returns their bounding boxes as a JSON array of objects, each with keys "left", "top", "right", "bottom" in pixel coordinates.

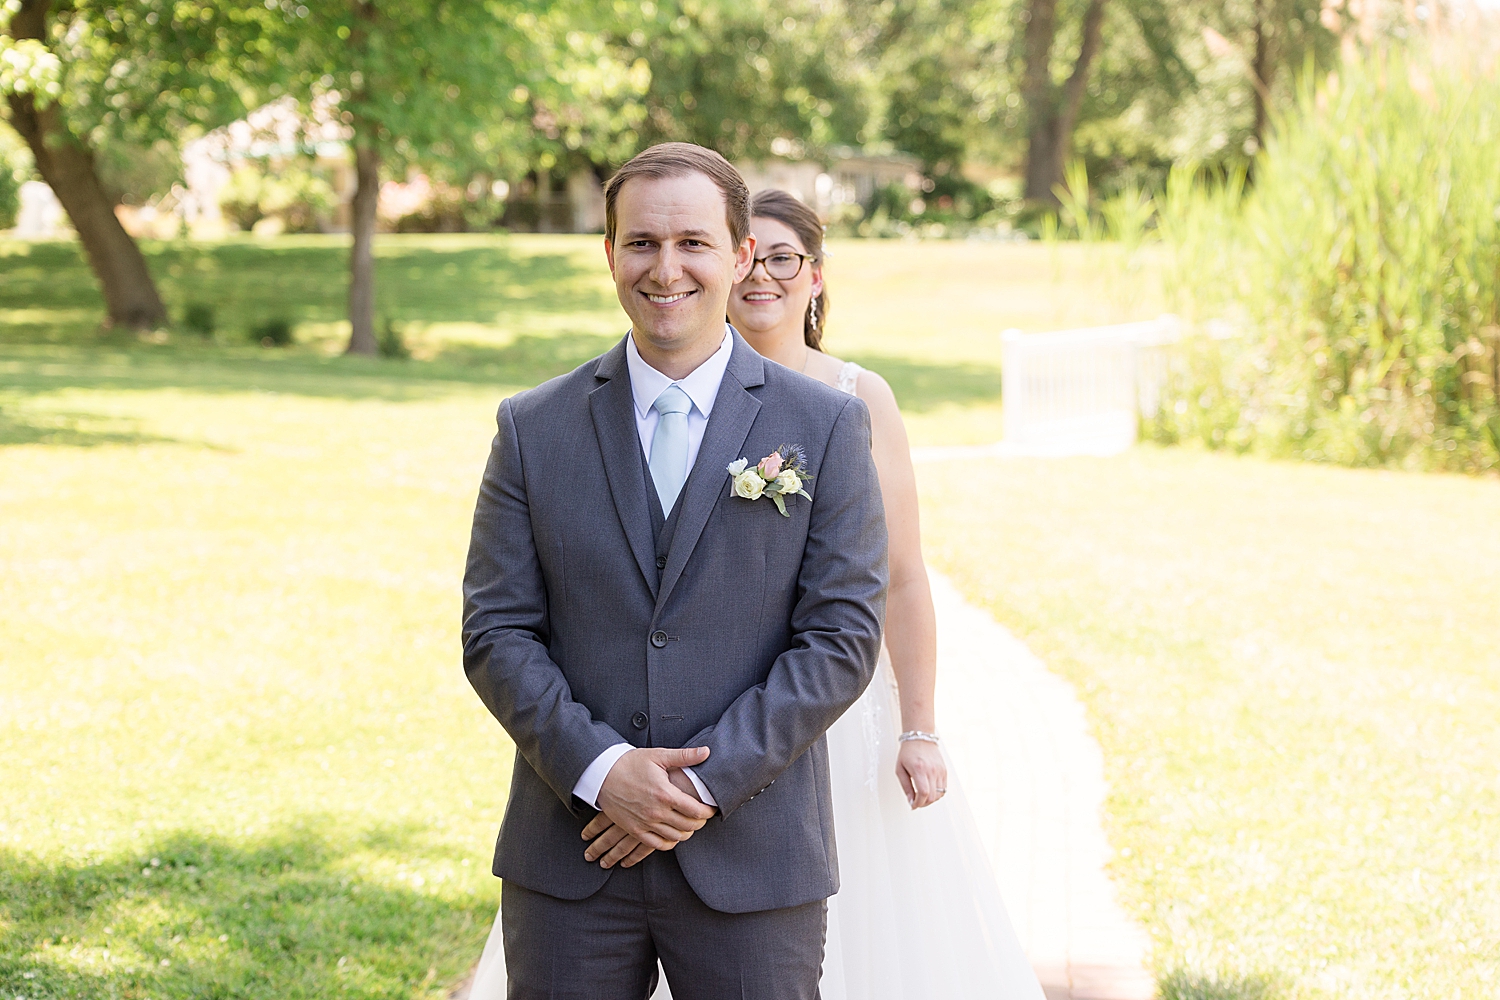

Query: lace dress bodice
[{"left": 834, "top": 361, "right": 865, "bottom": 396}]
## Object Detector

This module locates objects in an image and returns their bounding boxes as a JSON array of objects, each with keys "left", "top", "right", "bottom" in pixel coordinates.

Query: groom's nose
[{"left": 650, "top": 245, "right": 685, "bottom": 287}]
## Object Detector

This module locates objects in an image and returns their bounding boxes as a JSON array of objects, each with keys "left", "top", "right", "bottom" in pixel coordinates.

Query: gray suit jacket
[{"left": 462, "top": 331, "right": 888, "bottom": 914}]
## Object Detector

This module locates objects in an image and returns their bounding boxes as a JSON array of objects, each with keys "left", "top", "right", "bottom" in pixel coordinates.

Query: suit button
[
  {"left": 631, "top": 712, "right": 649, "bottom": 730},
  {"left": 650, "top": 630, "right": 668, "bottom": 648},
  {"left": 656, "top": 555, "right": 667, "bottom": 569}
]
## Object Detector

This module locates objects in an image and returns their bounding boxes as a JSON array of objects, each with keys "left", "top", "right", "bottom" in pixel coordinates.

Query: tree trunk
[
  {"left": 1021, "top": 0, "right": 1061, "bottom": 203},
  {"left": 345, "top": 133, "right": 381, "bottom": 356},
  {"left": 1021, "top": 0, "right": 1109, "bottom": 205},
  {"left": 1250, "top": 0, "right": 1273, "bottom": 155},
  {"left": 5, "top": 1, "right": 166, "bottom": 330},
  {"left": 343, "top": 0, "right": 380, "bottom": 357}
]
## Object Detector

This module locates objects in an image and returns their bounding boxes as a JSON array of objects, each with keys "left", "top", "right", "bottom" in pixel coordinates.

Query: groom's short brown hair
[{"left": 604, "top": 142, "right": 750, "bottom": 249}]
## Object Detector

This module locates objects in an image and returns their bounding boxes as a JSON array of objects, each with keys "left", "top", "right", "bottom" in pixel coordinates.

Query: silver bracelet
[{"left": 898, "top": 730, "right": 940, "bottom": 745}]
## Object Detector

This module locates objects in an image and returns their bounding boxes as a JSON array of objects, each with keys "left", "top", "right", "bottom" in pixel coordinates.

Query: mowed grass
[
  {"left": 3, "top": 233, "right": 1494, "bottom": 999},
  {"left": 1, "top": 384, "right": 518, "bottom": 998},
  {"left": 921, "top": 451, "right": 1500, "bottom": 999}
]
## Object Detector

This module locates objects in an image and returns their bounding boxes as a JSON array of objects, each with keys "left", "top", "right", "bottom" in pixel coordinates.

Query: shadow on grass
[
  {"left": 0, "top": 824, "right": 492, "bottom": 1000},
  {"left": 0, "top": 238, "right": 612, "bottom": 344},
  {"left": 0, "top": 405, "right": 203, "bottom": 449},
  {"left": 844, "top": 353, "right": 1004, "bottom": 412},
  {"left": 0, "top": 340, "right": 1004, "bottom": 422},
  {"left": 0, "top": 332, "right": 622, "bottom": 405},
  {"left": 1159, "top": 968, "right": 1287, "bottom": 1000},
  {"left": 428, "top": 333, "right": 622, "bottom": 384}
]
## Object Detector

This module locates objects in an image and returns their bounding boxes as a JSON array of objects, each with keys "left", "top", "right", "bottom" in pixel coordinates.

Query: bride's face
[{"left": 728, "top": 215, "right": 823, "bottom": 343}]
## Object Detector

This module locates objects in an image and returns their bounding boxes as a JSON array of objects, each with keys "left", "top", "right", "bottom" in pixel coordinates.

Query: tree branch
[
  {"left": 1056, "top": 0, "right": 1108, "bottom": 150},
  {"left": 7, "top": 0, "right": 52, "bottom": 41}
]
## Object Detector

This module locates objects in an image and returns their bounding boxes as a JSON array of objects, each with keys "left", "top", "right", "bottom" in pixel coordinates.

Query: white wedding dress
[
  {"left": 466, "top": 363, "right": 1044, "bottom": 1000},
  {"left": 810, "top": 364, "right": 1043, "bottom": 1000}
]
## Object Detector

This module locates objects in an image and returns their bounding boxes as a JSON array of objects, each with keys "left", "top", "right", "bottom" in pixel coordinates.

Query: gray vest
[{"left": 641, "top": 439, "right": 684, "bottom": 584}]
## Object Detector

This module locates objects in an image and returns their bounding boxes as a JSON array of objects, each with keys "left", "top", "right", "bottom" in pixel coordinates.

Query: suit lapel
[
  {"left": 656, "top": 333, "right": 765, "bottom": 613},
  {"left": 589, "top": 338, "right": 658, "bottom": 597}
]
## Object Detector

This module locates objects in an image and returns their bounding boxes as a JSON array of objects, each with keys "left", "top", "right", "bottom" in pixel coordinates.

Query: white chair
[{"left": 1000, "top": 316, "right": 1181, "bottom": 457}]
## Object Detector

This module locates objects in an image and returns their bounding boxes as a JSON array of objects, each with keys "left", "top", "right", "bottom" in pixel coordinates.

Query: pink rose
[{"left": 757, "top": 451, "right": 783, "bottom": 479}]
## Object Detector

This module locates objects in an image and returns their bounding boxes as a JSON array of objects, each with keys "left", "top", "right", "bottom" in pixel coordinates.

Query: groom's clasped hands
[{"left": 582, "top": 745, "right": 718, "bottom": 870}]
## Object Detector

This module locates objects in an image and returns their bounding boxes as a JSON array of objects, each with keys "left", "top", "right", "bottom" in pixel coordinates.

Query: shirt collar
[{"left": 625, "top": 325, "right": 734, "bottom": 421}]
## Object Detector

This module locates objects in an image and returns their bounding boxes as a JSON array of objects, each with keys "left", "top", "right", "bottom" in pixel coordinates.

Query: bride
[
  {"left": 465, "top": 189, "right": 1043, "bottom": 999},
  {"left": 722, "top": 189, "right": 1043, "bottom": 1000}
]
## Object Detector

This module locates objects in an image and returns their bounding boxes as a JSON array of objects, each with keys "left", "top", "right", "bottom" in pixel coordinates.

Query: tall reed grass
[{"left": 1149, "top": 47, "right": 1500, "bottom": 472}]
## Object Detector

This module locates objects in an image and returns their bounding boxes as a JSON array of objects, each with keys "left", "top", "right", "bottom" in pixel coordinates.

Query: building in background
[
  {"left": 499, "top": 169, "right": 606, "bottom": 234},
  {"left": 738, "top": 148, "right": 923, "bottom": 218}
]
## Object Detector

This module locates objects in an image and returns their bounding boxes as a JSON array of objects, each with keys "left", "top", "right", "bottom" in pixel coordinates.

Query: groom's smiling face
[{"left": 606, "top": 171, "right": 755, "bottom": 362}]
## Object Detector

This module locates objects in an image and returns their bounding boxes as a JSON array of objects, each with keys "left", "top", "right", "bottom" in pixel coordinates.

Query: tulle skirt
[
  {"left": 467, "top": 651, "right": 1044, "bottom": 999},
  {"left": 815, "top": 650, "right": 1044, "bottom": 999}
]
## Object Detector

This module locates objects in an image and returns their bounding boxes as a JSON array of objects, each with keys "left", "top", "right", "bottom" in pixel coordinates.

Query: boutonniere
[{"left": 727, "top": 444, "right": 814, "bottom": 517}]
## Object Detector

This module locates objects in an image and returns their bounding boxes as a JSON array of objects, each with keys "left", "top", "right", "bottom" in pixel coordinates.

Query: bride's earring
[{"left": 808, "top": 297, "right": 819, "bottom": 329}]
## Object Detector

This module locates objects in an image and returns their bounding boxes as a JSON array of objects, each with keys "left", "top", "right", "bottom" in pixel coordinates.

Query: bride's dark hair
[{"left": 749, "top": 189, "right": 829, "bottom": 351}]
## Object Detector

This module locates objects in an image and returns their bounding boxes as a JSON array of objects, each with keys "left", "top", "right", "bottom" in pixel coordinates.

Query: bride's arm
[{"left": 858, "top": 370, "right": 948, "bottom": 809}]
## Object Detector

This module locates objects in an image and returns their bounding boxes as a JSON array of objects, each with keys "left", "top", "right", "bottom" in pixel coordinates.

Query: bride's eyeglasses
[{"left": 749, "top": 252, "right": 816, "bottom": 280}]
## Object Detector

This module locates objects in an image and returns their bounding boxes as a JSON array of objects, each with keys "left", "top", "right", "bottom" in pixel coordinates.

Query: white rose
[
  {"left": 733, "top": 469, "right": 766, "bottom": 499},
  {"left": 726, "top": 458, "right": 748, "bottom": 476},
  {"left": 774, "top": 470, "right": 802, "bottom": 494}
]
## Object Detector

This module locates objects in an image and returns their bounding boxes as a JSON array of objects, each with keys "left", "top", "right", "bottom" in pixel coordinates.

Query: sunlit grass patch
[{"left": 920, "top": 448, "right": 1500, "bottom": 999}]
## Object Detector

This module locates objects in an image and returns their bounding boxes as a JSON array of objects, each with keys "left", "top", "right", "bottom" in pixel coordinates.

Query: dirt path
[{"left": 931, "top": 571, "right": 1156, "bottom": 1000}]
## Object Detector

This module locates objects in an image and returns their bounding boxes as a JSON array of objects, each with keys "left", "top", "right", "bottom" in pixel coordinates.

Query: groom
[{"left": 462, "top": 142, "right": 888, "bottom": 999}]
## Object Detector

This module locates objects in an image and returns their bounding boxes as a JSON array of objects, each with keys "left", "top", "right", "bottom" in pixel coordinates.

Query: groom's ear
[
  {"left": 604, "top": 237, "right": 616, "bottom": 277},
  {"left": 732, "top": 233, "right": 756, "bottom": 282}
]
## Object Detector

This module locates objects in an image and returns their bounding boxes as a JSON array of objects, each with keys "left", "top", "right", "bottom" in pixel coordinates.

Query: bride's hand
[{"left": 896, "top": 740, "right": 947, "bottom": 809}]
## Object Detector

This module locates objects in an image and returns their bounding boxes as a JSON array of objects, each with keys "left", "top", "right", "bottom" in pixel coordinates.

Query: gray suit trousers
[{"left": 502, "top": 850, "right": 826, "bottom": 1000}]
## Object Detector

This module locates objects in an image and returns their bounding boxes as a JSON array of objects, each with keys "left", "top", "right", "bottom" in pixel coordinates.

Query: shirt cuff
[
  {"left": 680, "top": 765, "right": 718, "bottom": 807},
  {"left": 572, "top": 743, "right": 633, "bottom": 809}
]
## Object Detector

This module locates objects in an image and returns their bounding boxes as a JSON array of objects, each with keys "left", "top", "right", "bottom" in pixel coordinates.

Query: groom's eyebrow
[{"left": 621, "top": 227, "right": 717, "bottom": 242}]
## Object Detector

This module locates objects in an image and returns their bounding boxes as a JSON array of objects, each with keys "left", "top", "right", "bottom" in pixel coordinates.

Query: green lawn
[
  {"left": 2, "top": 234, "right": 1494, "bottom": 1000},
  {"left": 921, "top": 451, "right": 1500, "bottom": 999},
  {"left": 1, "top": 383, "right": 512, "bottom": 999}
]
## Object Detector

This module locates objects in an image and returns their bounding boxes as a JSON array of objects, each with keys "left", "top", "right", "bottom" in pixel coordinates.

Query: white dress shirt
[
  {"left": 625, "top": 325, "right": 733, "bottom": 479},
  {"left": 569, "top": 328, "right": 735, "bottom": 812}
]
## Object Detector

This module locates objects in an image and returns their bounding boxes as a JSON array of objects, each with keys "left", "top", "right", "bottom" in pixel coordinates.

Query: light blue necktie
[{"left": 649, "top": 385, "right": 692, "bottom": 515}]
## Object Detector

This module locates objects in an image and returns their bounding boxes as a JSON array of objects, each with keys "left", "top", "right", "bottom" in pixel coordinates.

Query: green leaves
[
  {"left": 622, "top": 0, "right": 869, "bottom": 162},
  {"left": 1155, "top": 47, "right": 1500, "bottom": 473},
  {"left": 0, "top": 38, "right": 63, "bottom": 103},
  {"left": 4, "top": 0, "right": 291, "bottom": 143}
]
